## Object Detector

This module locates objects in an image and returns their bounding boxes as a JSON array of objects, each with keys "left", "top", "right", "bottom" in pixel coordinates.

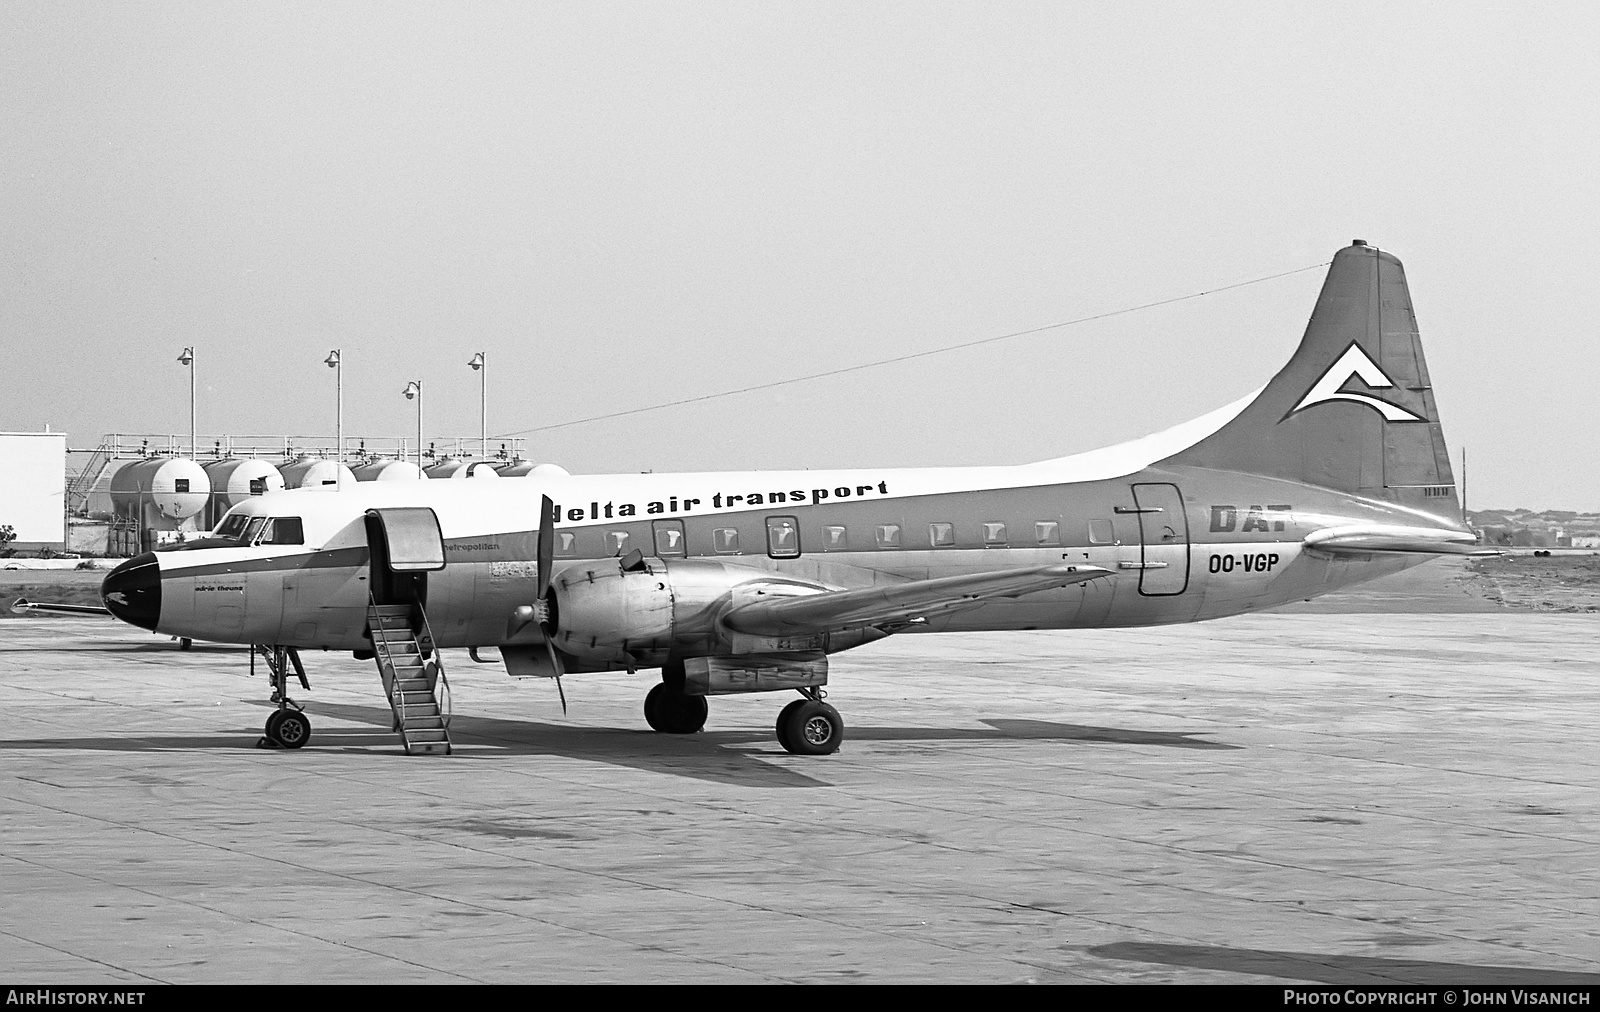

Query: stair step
[{"left": 369, "top": 602, "right": 450, "bottom": 756}]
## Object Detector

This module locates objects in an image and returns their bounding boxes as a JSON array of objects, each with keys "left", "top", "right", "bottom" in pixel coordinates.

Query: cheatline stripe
[{"left": 492, "top": 261, "right": 1329, "bottom": 438}]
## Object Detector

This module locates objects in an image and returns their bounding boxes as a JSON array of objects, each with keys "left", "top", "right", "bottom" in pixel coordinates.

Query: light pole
[
  {"left": 468, "top": 351, "right": 486, "bottom": 461},
  {"left": 177, "top": 347, "right": 196, "bottom": 459},
  {"left": 403, "top": 381, "right": 423, "bottom": 471},
  {"left": 324, "top": 350, "right": 341, "bottom": 486}
]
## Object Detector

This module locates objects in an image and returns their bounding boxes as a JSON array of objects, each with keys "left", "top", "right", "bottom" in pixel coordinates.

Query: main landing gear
[
  {"left": 639, "top": 664, "right": 844, "bottom": 756},
  {"left": 253, "top": 645, "right": 312, "bottom": 750},
  {"left": 643, "top": 660, "right": 708, "bottom": 734},
  {"left": 776, "top": 688, "right": 843, "bottom": 756}
]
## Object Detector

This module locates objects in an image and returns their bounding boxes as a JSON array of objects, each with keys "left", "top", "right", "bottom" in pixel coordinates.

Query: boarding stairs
[{"left": 368, "top": 601, "right": 452, "bottom": 755}]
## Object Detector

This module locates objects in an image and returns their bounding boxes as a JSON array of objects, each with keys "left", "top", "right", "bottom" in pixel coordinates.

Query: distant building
[{"left": 0, "top": 431, "right": 66, "bottom": 552}]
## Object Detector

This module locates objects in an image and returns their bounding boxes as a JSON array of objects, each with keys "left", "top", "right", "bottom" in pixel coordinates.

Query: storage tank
[
  {"left": 425, "top": 458, "right": 500, "bottom": 479},
  {"left": 352, "top": 458, "right": 424, "bottom": 482},
  {"left": 497, "top": 461, "right": 572, "bottom": 478},
  {"left": 280, "top": 456, "right": 357, "bottom": 489},
  {"left": 109, "top": 458, "right": 211, "bottom": 522},
  {"left": 202, "top": 458, "right": 285, "bottom": 527}
]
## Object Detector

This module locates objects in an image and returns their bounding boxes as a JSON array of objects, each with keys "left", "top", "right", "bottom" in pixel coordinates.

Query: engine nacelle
[
  {"left": 544, "top": 556, "right": 890, "bottom": 674},
  {"left": 545, "top": 558, "right": 752, "bottom": 667}
]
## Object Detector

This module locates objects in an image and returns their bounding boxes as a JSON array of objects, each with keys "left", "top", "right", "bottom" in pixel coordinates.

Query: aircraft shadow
[
  {"left": 0, "top": 705, "right": 1237, "bottom": 792},
  {"left": 1088, "top": 941, "right": 1600, "bottom": 985}
]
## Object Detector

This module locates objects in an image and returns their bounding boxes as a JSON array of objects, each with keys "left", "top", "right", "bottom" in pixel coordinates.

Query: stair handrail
[
  {"left": 66, "top": 443, "right": 113, "bottom": 514},
  {"left": 368, "top": 596, "right": 410, "bottom": 733},
  {"left": 416, "top": 602, "right": 451, "bottom": 729}
]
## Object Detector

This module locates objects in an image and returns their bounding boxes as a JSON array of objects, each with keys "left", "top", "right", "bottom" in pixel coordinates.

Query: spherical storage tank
[
  {"left": 279, "top": 456, "right": 358, "bottom": 490},
  {"left": 351, "top": 458, "right": 424, "bottom": 481},
  {"left": 110, "top": 458, "right": 211, "bottom": 521},
  {"left": 497, "top": 461, "right": 572, "bottom": 478},
  {"left": 203, "top": 459, "right": 285, "bottom": 508},
  {"left": 425, "top": 458, "right": 500, "bottom": 479}
]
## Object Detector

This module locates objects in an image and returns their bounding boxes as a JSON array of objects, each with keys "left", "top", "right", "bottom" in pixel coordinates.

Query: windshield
[{"left": 212, "top": 514, "right": 251, "bottom": 541}]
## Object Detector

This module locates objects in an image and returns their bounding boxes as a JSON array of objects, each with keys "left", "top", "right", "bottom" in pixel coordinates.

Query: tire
[
  {"left": 264, "top": 709, "right": 286, "bottom": 739},
  {"left": 272, "top": 710, "right": 312, "bottom": 750},
  {"left": 644, "top": 683, "right": 665, "bottom": 732},
  {"left": 774, "top": 699, "right": 806, "bottom": 752},
  {"left": 780, "top": 700, "right": 843, "bottom": 756},
  {"left": 645, "top": 683, "right": 707, "bottom": 734}
]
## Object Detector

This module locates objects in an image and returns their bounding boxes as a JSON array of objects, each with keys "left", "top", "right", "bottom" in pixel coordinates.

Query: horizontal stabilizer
[
  {"left": 1303, "top": 525, "right": 1494, "bottom": 556},
  {"left": 722, "top": 564, "right": 1112, "bottom": 637}
]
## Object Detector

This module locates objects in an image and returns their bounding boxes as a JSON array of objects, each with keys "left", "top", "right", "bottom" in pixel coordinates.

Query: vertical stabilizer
[{"left": 1162, "top": 242, "right": 1460, "bottom": 519}]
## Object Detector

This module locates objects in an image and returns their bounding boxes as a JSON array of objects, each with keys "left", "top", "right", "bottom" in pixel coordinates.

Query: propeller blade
[
  {"left": 544, "top": 638, "right": 567, "bottom": 714},
  {"left": 536, "top": 494, "right": 556, "bottom": 600}
]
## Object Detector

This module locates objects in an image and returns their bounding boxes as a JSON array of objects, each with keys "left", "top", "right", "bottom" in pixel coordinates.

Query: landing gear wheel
[
  {"left": 643, "top": 684, "right": 663, "bottom": 731},
  {"left": 644, "top": 683, "right": 708, "bottom": 734},
  {"left": 270, "top": 710, "right": 311, "bottom": 749},
  {"left": 775, "top": 699, "right": 806, "bottom": 753},
  {"left": 779, "top": 700, "right": 843, "bottom": 756}
]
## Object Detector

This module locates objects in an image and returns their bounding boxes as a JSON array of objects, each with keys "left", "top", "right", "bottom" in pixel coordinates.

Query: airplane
[{"left": 93, "top": 240, "right": 1486, "bottom": 756}]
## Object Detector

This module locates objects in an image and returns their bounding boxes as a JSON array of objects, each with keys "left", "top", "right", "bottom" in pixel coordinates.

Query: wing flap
[
  {"left": 1303, "top": 524, "right": 1494, "bottom": 556},
  {"left": 722, "top": 563, "right": 1112, "bottom": 637}
]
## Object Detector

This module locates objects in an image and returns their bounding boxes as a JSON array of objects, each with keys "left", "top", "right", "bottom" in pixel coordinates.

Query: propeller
[{"left": 537, "top": 494, "right": 567, "bottom": 713}]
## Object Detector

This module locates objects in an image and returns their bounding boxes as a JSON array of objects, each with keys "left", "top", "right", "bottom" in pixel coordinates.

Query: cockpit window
[
  {"left": 243, "top": 517, "right": 268, "bottom": 544},
  {"left": 260, "top": 517, "right": 304, "bottom": 545},
  {"left": 213, "top": 515, "right": 251, "bottom": 541}
]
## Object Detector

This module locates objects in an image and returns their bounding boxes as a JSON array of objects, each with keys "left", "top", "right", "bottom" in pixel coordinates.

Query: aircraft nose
[{"left": 102, "top": 553, "right": 161, "bottom": 630}]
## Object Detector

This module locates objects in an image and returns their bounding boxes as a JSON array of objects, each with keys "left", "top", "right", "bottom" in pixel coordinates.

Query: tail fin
[{"left": 1161, "top": 241, "right": 1461, "bottom": 519}]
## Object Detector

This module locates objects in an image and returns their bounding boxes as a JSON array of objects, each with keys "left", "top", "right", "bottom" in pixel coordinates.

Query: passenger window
[
  {"left": 1035, "top": 521, "right": 1061, "bottom": 546},
  {"left": 929, "top": 522, "right": 955, "bottom": 548},
  {"left": 653, "top": 520, "right": 686, "bottom": 557},
  {"left": 713, "top": 528, "right": 741, "bottom": 554},
  {"left": 555, "top": 532, "right": 579, "bottom": 557},
  {"left": 262, "top": 517, "right": 304, "bottom": 545},
  {"left": 822, "top": 525, "right": 849, "bottom": 551},
  {"left": 982, "top": 522, "right": 1007, "bottom": 547},
  {"left": 875, "top": 525, "right": 901, "bottom": 549},
  {"left": 766, "top": 516, "right": 800, "bottom": 558},
  {"left": 604, "top": 531, "right": 630, "bottom": 556},
  {"left": 1088, "top": 519, "right": 1115, "bottom": 545}
]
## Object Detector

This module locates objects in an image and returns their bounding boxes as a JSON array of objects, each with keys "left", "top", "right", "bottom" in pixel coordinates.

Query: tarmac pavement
[{"left": 1, "top": 599, "right": 1596, "bottom": 983}]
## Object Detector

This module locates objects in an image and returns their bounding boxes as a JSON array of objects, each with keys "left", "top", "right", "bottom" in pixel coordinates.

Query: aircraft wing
[
  {"left": 722, "top": 563, "right": 1113, "bottom": 637},
  {"left": 1303, "top": 524, "right": 1495, "bottom": 556}
]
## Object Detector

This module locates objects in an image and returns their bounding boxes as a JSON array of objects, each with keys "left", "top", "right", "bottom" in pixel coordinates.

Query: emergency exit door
[{"left": 1130, "top": 483, "right": 1189, "bottom": 596}]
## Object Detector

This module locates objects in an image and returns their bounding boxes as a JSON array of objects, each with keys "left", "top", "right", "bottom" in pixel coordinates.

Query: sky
[{"left": 3, "top": 3, "right": 1597, "bottom": 510}]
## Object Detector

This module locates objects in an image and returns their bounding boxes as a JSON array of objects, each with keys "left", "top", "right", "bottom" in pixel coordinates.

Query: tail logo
[{"left": 1286, "top": 343, "right": 1427, "bottom": 423}]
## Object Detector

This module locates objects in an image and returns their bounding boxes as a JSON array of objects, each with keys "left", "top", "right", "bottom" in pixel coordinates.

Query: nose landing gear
[{"left": 253, "top": 645, "right": 312, "bottom": 750}]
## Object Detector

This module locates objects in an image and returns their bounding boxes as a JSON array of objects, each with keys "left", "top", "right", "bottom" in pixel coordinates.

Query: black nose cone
[{"left": 102, "top": 553, "right": 161, "bottom": 630}]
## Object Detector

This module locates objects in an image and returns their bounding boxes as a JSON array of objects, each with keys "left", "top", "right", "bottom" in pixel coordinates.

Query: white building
[{"left": 0, "top": 431, "right": 67, "bottom": 551}]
